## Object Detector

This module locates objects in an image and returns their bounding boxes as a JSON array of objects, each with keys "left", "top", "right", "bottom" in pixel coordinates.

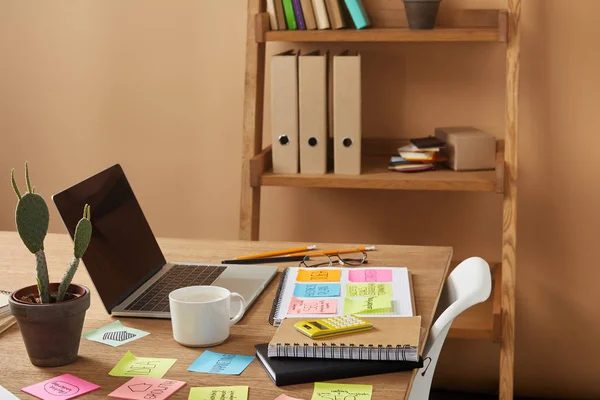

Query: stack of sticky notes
[{"left": 389, "top": 136, "right": 448, "bottom": 173}]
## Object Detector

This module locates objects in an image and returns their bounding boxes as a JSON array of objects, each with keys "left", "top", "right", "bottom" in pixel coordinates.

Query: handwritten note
[
  {"left": 293, "top": 283, "right": 341, "bottom": 298},
  {"left": 188, "top": 386, "right": 248, "bottom": 400},
  {"left": 83, "top": 320, "right": 149, "bottom": 347},
  {"left": 288, "top": 297, "right": 337, "bottom": 314},
  {"left": 108, "top": 377, "right": 185, "bottom": 400},
  {"left": 109, "top": 351, "right": 177, "bottom": 378},
  {"left": 297, "top": 269, "right": 341, "bottom": 283},
  {"left": 311, "top": 383, "right": 372, "bottom": 400},
  {"left": 22, "top": 374, "right": 100, "bottom": 400},
  {"left": 0, "top": 385, "right": 19, "bottom": 400},
  {"left": 349, "top": 269, "right": 393, "bottom": 282},
  {"left": 275, "top": 395, "right": 305, "bottom": 400},
  {"left": 188, "top": 351, "right": 255, "bottom": 375},
  {"left": 346, "top": 283, "right": 392, "bottom": 297},
  {"left": 344, "top": 296, "right": 392, "bottom": 314}
]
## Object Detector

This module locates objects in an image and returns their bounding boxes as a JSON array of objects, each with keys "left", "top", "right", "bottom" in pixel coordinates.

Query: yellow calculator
[{"left": 293, "top": 315, "right": 374, "bottom": 339}]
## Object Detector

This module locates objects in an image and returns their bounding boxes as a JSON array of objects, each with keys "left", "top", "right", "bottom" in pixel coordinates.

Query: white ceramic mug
[{"left": 168, "top": 286, "right": 247, "bottom": 347}]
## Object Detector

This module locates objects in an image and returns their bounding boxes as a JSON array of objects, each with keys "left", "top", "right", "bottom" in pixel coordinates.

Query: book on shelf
[
  {"left": 312, "top": 0, "right": 331, "bottom": 29},
  {"left": 255, "top": 343, "right": 423, "bottom": 386},
  {"left": 389, "top": 137, "right": 448, "bottom": 173},
  {"left": 325, "top": 0, "right": 346, "bottom": 29},
  {"left": 292, "top": 0, "right": 307, "bottom": 30},
  {"left": 300, "top": 0, "right": 318, "bottom": 29},
  {"left": 267, "top": 0, "right": 287, "bottom": 30},
  {"left": 267, "top": 316, "right": 422, "bottom": 361},
  {"left": 343, "top": 0, "right": 371, "bottom": 29},
  {"left": 282, "top": 0, "right": 298, "bottom": 30}
]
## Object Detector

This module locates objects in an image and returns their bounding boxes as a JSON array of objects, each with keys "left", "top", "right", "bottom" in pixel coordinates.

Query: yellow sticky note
[
  {"left": 109, "top": 351, "right": 177, "bottom": 378},
  {"left": 344, "top": 296, "right": 392, "bottom": 314},
  {"left": 188, "top": 386, "right": 248, "bottom": 400},
  {"left": 346, "top": 283, "right": 393, "bottom": 297},
  {"left": 311, "top": 382, "right": 372, "bottom": 400},
  {"left": 297, "top": 269, "right": 341, "bottom": 283}
]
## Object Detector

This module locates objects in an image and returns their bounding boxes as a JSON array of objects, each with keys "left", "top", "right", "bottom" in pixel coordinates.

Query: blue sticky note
[
  {"left": 188, "top": 350, "right": 255, "bottom": 375},
  {"left": 293, "top": 283, "right": 341, "bottom": 298}
]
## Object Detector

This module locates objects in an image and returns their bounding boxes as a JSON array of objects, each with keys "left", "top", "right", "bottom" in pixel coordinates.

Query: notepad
[{"left": 269, "top": 267, "right": 414, "bottom": 326}]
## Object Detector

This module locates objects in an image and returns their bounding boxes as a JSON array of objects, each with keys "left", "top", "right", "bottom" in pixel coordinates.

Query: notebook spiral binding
[
  {"left": 273, "top": 342, "right": 416, "bottom": 361},
  {"left": 269, "top": 268, "right": 290, "bottom": 326}
]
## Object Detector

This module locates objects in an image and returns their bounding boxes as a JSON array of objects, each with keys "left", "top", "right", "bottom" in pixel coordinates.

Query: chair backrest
[{"left": 408, "top": 257, "right": 492, "bottom": 400}]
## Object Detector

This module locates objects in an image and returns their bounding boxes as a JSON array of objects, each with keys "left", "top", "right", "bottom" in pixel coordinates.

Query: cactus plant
[{"left": 11, "top": 163, "right": 92, "bottom": 303}]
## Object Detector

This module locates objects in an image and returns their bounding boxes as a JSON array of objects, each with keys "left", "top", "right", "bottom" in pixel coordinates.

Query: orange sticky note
[{"left": 297, "top": 269, "right": 341, "bottom": 283}]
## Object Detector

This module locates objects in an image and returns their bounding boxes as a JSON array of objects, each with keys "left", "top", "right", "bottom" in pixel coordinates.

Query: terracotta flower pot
[
  {"left": 403, "top": 0, "right": 441, "bottom": 30},
  {"left": 9, "top": 283, "right": 90, "bottom": 367}
]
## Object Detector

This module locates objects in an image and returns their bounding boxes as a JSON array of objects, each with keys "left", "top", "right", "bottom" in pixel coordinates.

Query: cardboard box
[{"left": 434, "top": 127, "right": 496, "bottom": 171}]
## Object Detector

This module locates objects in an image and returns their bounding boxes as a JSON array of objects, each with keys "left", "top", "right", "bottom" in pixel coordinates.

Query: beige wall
[{"left": 1, "top": 0, "right": 599, "bottom": 397}]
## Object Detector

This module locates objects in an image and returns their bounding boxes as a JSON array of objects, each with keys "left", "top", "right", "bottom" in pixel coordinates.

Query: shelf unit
[{"left": 239, "top": 2, "right": 519, "bottom": 399}]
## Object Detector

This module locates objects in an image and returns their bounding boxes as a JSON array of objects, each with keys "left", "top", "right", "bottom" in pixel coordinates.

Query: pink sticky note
[
  {"left": 287, "top": 297, "right": 337, "bottom": 314},
  {"left": 275, "top": 394, "right": 305, "bottom": 400},
  {"left": 21, "top": 374, "right": 100, "bottom": 400},
  {"left": 108, "top": 377, "right": 186, "bottom": 400},
  {"left": 349, "top": 269, "right": 393, "bottom": 283}
]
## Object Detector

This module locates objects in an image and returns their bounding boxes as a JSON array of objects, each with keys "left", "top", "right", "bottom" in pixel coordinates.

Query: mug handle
[{"left": 229, "top": 292, "right": 247, "bottom": 327}]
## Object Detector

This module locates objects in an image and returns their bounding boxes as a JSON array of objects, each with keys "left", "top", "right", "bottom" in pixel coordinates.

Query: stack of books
[
  {"left": 0, "top": 290, "right": 16, "bottom": 335},
  {"left": 389, "top": 136, "right": 448, "bottom": 173},
  {"left": 267, "top": 0, "right": 371, "bottom": 31}
]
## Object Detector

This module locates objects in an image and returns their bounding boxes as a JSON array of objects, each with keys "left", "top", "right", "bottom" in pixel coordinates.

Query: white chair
[{"left": 408, "top": 257, "right": 492, "bottom": 400}]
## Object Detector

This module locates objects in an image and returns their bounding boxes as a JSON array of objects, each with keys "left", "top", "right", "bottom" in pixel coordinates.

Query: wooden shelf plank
[
  {"left": 264, "top": 27, "right": 503, "bottom": 43},
  {"left": 448, "top": 262, "right": 502, "bottom": 342}
]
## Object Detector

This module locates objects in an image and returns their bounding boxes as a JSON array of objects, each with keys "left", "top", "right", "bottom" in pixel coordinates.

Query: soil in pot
[
  {"left": 403, "top": 0, "right": 441, "bottom": 30},
  {"left": 9, "top": 283, "right": 90, "bottom": 367}
]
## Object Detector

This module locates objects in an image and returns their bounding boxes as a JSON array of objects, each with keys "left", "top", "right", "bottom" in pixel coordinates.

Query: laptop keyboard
[{"left": 124, "top": 265, "right": 227, "bottom": 312}]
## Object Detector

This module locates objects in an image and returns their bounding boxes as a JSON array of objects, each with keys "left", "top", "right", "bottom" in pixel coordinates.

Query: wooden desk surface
[{"left": 0, "top": 232, "right": 452, "bottom": 399}]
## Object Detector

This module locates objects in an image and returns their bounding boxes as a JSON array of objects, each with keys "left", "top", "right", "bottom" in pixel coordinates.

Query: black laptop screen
[{"left": 52, "top": 164, "right": 167, "bottom": 313}]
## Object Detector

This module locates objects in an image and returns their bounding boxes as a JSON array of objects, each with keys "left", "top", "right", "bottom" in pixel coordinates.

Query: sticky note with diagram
[
  {"left": 109, "top": 351, "right": 177, "bottom": 378},
  {"left": 21, "top": 374, "right": 100, "bottom": 400},
  {"left": 108, "top": 377, "right": 185, "bottom": 400},
  {"left": 311, "top": 382, "right": 372, "bottom": 400}
]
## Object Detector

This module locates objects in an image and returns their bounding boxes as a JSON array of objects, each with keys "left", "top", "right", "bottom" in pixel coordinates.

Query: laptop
[{"left": 52, "top": 164, "right": 278, "bottom": 319}]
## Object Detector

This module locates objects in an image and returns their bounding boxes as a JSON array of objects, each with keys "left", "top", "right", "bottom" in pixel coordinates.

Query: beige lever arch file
[
  {"left": 271, "top": 50, "right": 299, "bottom": 174},
  {"left": 299, "top": 51, "right": 328, "bottom": 174},
  {"left": 333, "top": 51, "right": 362, "bottom": 175}
]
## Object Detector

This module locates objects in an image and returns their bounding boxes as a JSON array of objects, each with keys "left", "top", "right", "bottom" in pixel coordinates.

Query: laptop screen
[{"left": 52, "top": 164, "right": 167, "bottom": 313}]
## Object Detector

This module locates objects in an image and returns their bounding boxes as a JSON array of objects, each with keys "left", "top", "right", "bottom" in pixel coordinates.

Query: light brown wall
[{"left": 1, "top": 0, "right": 599, "bottom": 398}]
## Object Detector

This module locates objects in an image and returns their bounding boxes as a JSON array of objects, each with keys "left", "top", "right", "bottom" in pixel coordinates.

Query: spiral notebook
[
  {"left": 268, "top": 267, "right": 415, "bottom": 326},
  {"left": 267, "top": 316, "right": 421, "bottom": 362}
]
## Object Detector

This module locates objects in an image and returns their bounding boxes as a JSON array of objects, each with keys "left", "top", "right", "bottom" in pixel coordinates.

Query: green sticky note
[
  {"left": 311, "top": 382, "right": 372, "bottom": 400},
  {"left": 346, "top": 283, "right": 393, "bottom": 297},
  {"left": 344, "top": 296, "right": 392, "bottom": 314},
  {"left": 188, "top": 386, "right": 248, "bottom": 400},
  {"left": 109, "top": 351, "right": 177, "bottom": 378},
  {"left": 83, "top": 320, "right": 149, "bottom": 347}
]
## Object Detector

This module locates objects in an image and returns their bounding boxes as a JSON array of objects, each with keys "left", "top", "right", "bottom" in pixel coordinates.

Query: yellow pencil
[
  {"left": 234, "top": 245, "right": 317, "bottom": 260},
  {"left": 291, "top": 246, "right": 376, "bottom": 257}
]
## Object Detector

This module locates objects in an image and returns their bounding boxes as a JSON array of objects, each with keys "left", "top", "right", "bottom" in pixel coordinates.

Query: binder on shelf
[
  {"left": 333, "top": 51, "right": 362, "bottom": 175},
  {"left": 292, "top": 0, "right": 307, "bottom": 30},
  {"left": 343, "top": 0, "right": 371, "bottom": 29},
  {"left": 300, "top": 0, "right": 318, "bottom": 30},
  {"left": 267, "top": 316, "right": 421, "bottom": 361},
  {"left": 271, "top": 50, "right": 300, "bottom": 174},
  {"left": 267, "top": 0, "right": 286, "bottom": 30},
  {"left": 299, "top": 50, "right": 328, "bottom": 175},
  {"left": 325, "top": 0, "right": 346, "bottom": 29},
  {"left": 311, "top": 0, "right": 331, "bottom": 29},
  {"left": 282, "top": 0, "right": 298, "bottom": 30}
]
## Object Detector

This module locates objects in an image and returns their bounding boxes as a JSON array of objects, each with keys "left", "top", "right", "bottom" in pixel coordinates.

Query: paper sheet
[
  {"left": 188, "top": 386, "right": 248, "bottom": 400},
  {"left": 83, "top": 320, "right": 149, "bottom": 347},
  {"left": 108, "top": 377, "right": 185, "bottom": 400},
  {"left": 275, "top": 395, "right": 305, "bottom": 400},
  {"left": 311, "top": 383, "right": 372, "bottom": 400},
  {"left": 0, "top": 385, "right": 19, "bottom": 400},
  {"left": 344, "top": 296, "right": 392, "bottom": 314},
  {"left": 287, "top": 298, "right": 337, "bottom": 314},
  {"left": 188, "top": 351, "right": 255, "bottom": 375},
  {"left": 348, "top": 269, "right": 393, "bottom": 282},
  {"left": 346, "top": 283, "right": 392, "bottom": 297},
  {"left": 21, "top": 374, "right": 100, "bottom": 400},
  {"left": 296, "top": 269, "right": 341, "bottom": 282},
  {"left": 109, "top": 351, "right": 177, "bottom": 378},
  {"left": 293, "top": 283, "right": 341, "bottom": 298}
]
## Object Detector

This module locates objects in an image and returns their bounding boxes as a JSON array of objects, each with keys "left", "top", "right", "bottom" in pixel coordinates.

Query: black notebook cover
[{"left": 255, "top": 343, "right": 423, "bottom": 386}]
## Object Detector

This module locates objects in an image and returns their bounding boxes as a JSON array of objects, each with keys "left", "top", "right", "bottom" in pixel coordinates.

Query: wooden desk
[{"left": 0, "top": 232, "right": 451, "bottom": 399}]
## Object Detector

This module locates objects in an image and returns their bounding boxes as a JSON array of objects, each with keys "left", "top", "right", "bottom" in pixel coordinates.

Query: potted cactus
[{"left": 8, "top": 163, "right": 92, "bottom": 367}]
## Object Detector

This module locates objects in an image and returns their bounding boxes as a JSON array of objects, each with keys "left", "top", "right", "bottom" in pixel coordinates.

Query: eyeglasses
[{"left": 299, "top": 251, "right": 368, "bottom": 268}]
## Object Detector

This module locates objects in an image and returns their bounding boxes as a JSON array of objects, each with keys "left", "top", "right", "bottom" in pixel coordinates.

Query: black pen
[{"left": 221, "top": 255, "right": 305, "bottom": 265}]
